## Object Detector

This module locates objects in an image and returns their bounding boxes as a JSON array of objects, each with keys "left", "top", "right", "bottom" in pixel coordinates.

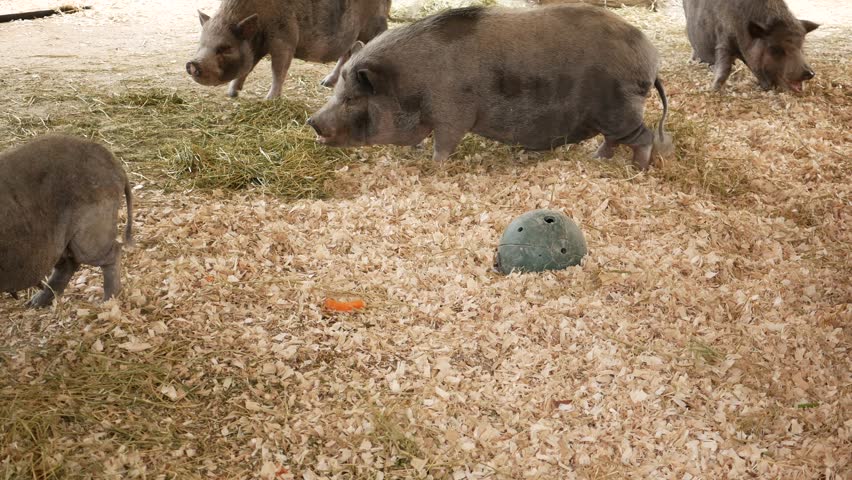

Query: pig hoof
[
  {"left": 629, "top": 144, "right": 653, "bottom": 171},
  {"left": 595, "top": 142, "right": 616, "bottom": 159},
  {"left": 26, "top": 291, "right": 55, "bottom": 308},
  {"left": 320, "top": 76, "right": 337, "bottom": 88}
]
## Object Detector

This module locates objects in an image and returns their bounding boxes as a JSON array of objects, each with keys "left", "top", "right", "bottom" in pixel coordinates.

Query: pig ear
[
  {"left": 800, "top": 20, "right": 819, "bottom": 33},
  {"left": 748, "top": 21, "right": 769, "bottom": 39},
  {"left": 356, "top": 68, "right": 380, "bottom": 95},
  {"left": 350, "top": 41, "right": 365, "bottom": 56},
  {"left": 234, "top": 14, "right": 259, "bottom": 40},
  {"left": 198, "top": 10, "right": 210, "bottom": 26}
]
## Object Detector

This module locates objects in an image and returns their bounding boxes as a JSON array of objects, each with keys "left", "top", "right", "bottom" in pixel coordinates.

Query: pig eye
[
  {"left": 768, "top": 46, "right": 785, "bottom": 57},
  {"left": 216, "top": 46, "right": 232, "bottom": 55}
]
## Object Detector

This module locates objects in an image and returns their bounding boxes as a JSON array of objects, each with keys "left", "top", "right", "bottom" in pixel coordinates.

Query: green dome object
[{"left": 494, "top": 209, "right": 587, "bottom": 274}]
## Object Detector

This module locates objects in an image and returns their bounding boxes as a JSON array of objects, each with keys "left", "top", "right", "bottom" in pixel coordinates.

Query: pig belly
[
  {"left": 296, "top": 40, "right": 354, "bottom": 63},
  {"left": 688, "top": 29, "right": 722, "bottom": 65},
  {"left": 684, "top": 2, "right": 724, "bottom": 65},
  {"left": 473, "top": 107, "right": 598, "bottom": 150},
  {"left": 0, "top": 247, "right": 54, "bottom": 292},
  {"left": 297, "top": 11, "right": 368, "bottom": 62},
  {"left": 0, "top": 218, "right": 62, "bottom": 292},
  {"left": 471, "top": 65, "right": 648, "bottom": 149}
]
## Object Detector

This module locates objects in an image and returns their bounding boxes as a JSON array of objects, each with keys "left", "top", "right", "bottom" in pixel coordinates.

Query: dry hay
[
  {"left": 1, "top": 87, "right": 351, "bottom": 199},
  {"left": 1, "top": 1, "right": 851, "bottom": 479}
]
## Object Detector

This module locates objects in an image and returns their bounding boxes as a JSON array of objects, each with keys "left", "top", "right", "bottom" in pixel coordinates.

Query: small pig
[
  {"left": 683, "top": 0, "right": 818, "bottom": 92},
  {"left": 187, "top": 0, "right": 391, "bottom": 99},
  {"left": 0, "top": 135, "right": 133, "bottom": 308},
  {"left": 308, "top": 5, "right": 672, "bottom": 170}
]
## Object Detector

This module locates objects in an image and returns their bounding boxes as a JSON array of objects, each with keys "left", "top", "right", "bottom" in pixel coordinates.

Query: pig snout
[
  {"left": 306, "top": 117, "right": 322, "bottom": 136},
  {"left": 186, "top": 61, "right": 202, "bottom": 78},
  {"left": 801, "top": 67, "right": 815, "bottom": 81},
  {"left": 307, "top": 116, "right": 332, "bottom": 144}
]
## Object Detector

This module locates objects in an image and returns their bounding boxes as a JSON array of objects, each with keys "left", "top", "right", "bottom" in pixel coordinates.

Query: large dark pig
[
  {"left": 187, "top": 0, "right": 391, "bottom": 99},
  {"left": 0, "top": 135, "right": 133, "bottom": 308},
  {"left": 308, "top": 5, "right": 672, "bottom": 170},
  {"left": 683, "top": 0, "right": 818, "bottom": 92}
]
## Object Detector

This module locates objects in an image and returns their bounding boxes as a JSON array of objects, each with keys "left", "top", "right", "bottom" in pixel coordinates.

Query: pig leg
[
  {"left": 72, "top": 239, "right": 122, "bottom": 302},
  {"left": 229, "top": 58, "right": 261, "bottom": 98},
  {"left": 431, "top": 127, "right": 467, "bottom": 163},
  {"left": 358, "top": 16, "right": 389, "bottom": 43},
  {"left": 67, "top": 205, "right": 124, "bottom": 301},
  {"left": 605, "top": 122, "right": 655, "bottom": 170},
  {"left": 594, "top": 138, "right": 617, "bottom": 159},
  {"left": 321, "top": 53, "right": 350, "bottom": 88},
  {"left": 266, "top": 39, "right": 295, "bottom": 100},
  {"left": 320, "top": 17, "right": 386, "bottom": 89},
  {"left": 228, "top": 74, "right": 249, "bottom": 98},
  {"left": 712, "top": 46, "right": 734, "bottom": 90},
  {"left": 27, "top": 256, "right": 79, "bottom": 308},
  {"left": 100, "top": 254, "right": 122, "bottom": 301},
  {"left": 628, "top": 143, "right": 654, "bottom": 171}
]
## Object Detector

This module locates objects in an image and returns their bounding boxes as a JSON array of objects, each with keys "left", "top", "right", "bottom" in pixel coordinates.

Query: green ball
[{"left": 494, "top": 209, "right": 587, "bottom": 274}]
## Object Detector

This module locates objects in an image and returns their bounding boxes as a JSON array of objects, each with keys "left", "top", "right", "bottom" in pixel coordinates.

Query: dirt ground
[{"left": 1, "top": 1, "right": 850, "bottom": 479}]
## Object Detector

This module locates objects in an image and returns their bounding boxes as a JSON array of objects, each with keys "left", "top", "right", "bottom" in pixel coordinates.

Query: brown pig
[
  {"left": 684, "top": 0, "right": 818, "bottom": 92},
  {"left": 0, "top": 135, "right": 133, "bottom": 308},
  {"left": 308, "top": 5, "right": 672, "bottom": 170},
  {"left": 186, "top": 0, "right": 391, "bottom": 99}
]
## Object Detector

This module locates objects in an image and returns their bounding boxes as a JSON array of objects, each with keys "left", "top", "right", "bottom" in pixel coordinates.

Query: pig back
[
  {"left": 475, "top": 6, "right": 659, "bottom": 91},
  {"left": 217, "top": 0, "right": 390, "bottom": 63},
  {"left": 470, "top": 6, "right": 660, "bottom": 148}
]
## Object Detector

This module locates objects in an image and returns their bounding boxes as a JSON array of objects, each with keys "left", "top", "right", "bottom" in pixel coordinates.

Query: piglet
[{"left": 0, "top": 135, "right": 133, "bottom": 307}]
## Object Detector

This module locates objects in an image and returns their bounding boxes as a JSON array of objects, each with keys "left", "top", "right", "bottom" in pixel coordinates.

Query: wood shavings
[{"left": 1, "top": 0, "right": 850, "bottom": 479}]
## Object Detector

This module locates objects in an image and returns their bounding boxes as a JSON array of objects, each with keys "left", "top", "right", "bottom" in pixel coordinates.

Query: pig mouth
[
  {"left": 787, "top": 80, "right": 804, "bottom": 93},
  {"left": 308, "top": 121, "right": 344, "bottom": 146},
  {"left": 313, "top": 131, "right": 344, "bottom": 146},
  {"left": 314, "top": 134, "right": 362, "bottom": 147},
  {"left": 189, "top": 75, "right": 226, "bottom": 87}
]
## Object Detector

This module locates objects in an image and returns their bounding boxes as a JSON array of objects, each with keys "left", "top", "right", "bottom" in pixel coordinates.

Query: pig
[
  {"left": 0, "top": 135, "right": 133, "bottom": 308},
  {"left": 308, "top": 5, "right": 672, "bottom": 170},
  {"left": 186, "top": 0, "right": 391, "bottom": 100},
  {"left": 683, "top": 0, "right": 818, "bottom": 92}
]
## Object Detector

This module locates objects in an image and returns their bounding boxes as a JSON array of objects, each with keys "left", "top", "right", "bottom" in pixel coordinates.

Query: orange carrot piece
[{"left": 323, "top": 298, "right": 366, "bottom": 312}]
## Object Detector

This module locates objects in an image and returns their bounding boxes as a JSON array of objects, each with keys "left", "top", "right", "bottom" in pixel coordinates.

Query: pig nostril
[
  {"left": 803, "top": 70, "right": 815, "bottom": 80},
  {"left": 307, "top": 118, "right": 323, "bottom": 136},
  {"left": 186, "top": 62, "right": 200, "bottom": 77}
]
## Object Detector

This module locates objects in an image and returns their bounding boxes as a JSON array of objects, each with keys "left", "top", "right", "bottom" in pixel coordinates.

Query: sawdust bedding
[{"left": 0, "top": 1, "right": 850, "bottom": 479}]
